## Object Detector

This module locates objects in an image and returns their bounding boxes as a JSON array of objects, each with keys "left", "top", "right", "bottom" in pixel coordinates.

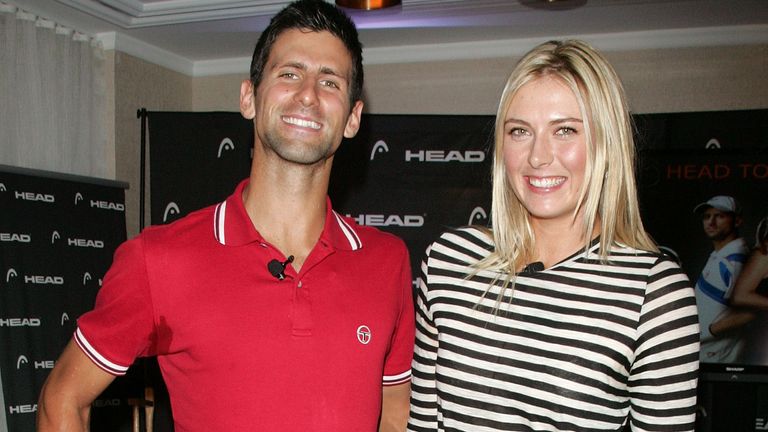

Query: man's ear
[
  {"left": 343, "top": 100, "right": 364, "bottom": 139},
  {"left": 240, "top": 80, "right": 256, "bottom": 120}
]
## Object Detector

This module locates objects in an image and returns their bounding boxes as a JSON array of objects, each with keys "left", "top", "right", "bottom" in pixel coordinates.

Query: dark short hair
[{"left": 249, "top": 0, "right": 364, "bottom": 106}]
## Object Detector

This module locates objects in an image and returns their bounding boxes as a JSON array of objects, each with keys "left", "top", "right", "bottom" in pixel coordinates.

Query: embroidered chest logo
[{"left": 356, "top": 325, "right": 371, "bottom": 345}]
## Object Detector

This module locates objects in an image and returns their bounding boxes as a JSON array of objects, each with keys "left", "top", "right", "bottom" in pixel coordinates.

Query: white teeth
[
  {"left": 283, "top": 116, "right": 320, "bottom": 130},
  {"left": 529, "top": 177, "right": 565, "bottom": 188}
]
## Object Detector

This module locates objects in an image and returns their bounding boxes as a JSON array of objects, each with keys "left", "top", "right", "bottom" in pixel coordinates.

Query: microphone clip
[{"left": 267, "top": 255, "right": 294, "bottom": 281}]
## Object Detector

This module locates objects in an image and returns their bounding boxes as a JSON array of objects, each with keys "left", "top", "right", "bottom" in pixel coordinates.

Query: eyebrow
[
  {"left": 276, "top": 61, "right": 348, "bottom": 82},
  {"left": 504, "top": 117, "right": 584, "bottom": 126}
]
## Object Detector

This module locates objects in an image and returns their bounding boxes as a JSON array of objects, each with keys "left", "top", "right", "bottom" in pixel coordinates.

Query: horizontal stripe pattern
[{"left": 408, "top": 227, "right": 699, "bottom": 432}]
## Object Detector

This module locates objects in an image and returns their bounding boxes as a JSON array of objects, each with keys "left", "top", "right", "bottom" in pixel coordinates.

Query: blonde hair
[{"left": 477, "top": 40, "right": 656, "bottom": 280}]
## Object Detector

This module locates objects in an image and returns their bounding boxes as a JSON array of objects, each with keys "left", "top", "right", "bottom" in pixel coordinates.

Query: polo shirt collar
[{"left": 213, "top": 179, "right": 362, "bottom": 251}]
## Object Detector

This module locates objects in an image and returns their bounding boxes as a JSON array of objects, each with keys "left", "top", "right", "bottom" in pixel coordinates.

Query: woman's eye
[
  {"left": 509, "top": 128, "right": 528, "bottom": 137},
  {"left": 556, "top": 127, "right": 577, "bottom": 136}
]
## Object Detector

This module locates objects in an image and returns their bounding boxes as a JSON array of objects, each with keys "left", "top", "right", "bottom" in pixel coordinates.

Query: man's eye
[{"left": 322, "top": 80, "right": 340, "bottom": 89}]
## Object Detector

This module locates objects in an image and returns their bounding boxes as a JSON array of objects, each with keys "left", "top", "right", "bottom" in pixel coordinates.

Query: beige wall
[
  {"left": 192, "top": 74, "right": 245, "bottom": 112},
  {"left": 191, "top": 44, "right": 768, "bottom": 115},
  {"left": 115, "top": 43, "right": 768, "bottom": 236}
]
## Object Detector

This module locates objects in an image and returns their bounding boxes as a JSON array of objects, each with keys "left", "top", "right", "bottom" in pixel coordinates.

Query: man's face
[
  {"left": 247, "top": 29, "right": 363, "bottom": 166},
  {"left": 701, "top": 207, "right": 738, "bottom": 242}
]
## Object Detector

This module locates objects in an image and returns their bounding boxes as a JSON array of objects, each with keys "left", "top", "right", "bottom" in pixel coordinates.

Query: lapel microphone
[{"left": 267, "top": 255, "right": 294, "bottom": 280}]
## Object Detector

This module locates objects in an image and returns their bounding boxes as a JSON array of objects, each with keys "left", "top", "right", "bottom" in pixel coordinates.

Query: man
[
  {"left": 36, "top": 1, "right": 414, "bottom": 431},
  {"left": 694, "top": 195, "right": 749, "bottom": 363}
]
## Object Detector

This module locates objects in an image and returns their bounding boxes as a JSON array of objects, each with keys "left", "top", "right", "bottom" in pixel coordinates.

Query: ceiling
[{"left": 5, "top": 0, "right": 768, "bottom": 76}]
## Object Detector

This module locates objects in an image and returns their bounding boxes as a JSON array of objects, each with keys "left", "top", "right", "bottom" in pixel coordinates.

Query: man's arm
[
  {"left": 37, "top": 338, "right": 117, "bottom": 431},
  {"left": 379, "top": 382, "right": 411, "bottom": 432}
]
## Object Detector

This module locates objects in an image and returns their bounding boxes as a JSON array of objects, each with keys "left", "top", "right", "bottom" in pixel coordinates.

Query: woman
[
  {"left": 716, "top": 215, "right": 768, "bottom": 363},
  {"left": 408, "top": 40, "right": 700, "bottom": 432}
]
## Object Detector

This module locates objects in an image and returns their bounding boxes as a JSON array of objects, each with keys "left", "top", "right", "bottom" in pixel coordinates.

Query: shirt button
[{"left": 298, "top": 281, "right": 303, "bottom": 289}]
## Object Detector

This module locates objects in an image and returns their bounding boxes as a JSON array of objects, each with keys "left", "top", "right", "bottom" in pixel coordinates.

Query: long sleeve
[
  {"left": 408, "top": 245, "right": 440, "bottom": 432},
  {"left": 628, "top": 256, "right": 700, "bottom": 431}
]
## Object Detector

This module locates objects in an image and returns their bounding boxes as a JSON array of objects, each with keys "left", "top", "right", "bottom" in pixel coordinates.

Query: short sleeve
[
  {"left": 75, "top": 236, "right": 157, "bottom": 375},
  {"left": 382, "top": 244, "right": 415, "bottom": 386}
]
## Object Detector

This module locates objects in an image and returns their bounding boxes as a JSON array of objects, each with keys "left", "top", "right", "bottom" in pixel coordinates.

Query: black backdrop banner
[
  {"left": 148, "top": 113, "right": 495, "bottom": 286},
  {"left": 0, "top": 165, "right": 128, "bottom": 432},
  {"left": 329, "top": 114, "right": 494, "bottom": 284},
  {"left": 146, "top": 109, "right": 767, "bottom": 430},
  {"left": 146, "top": 109, "right": 768, "bottom": 293},
  {"left": 148, "top": 112, "right": 253, "bottom": 225}
]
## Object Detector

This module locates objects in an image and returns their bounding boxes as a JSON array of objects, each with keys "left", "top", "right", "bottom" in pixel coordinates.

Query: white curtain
[{"left": 0, "top": 3, "right": 109, "bottom": 179}]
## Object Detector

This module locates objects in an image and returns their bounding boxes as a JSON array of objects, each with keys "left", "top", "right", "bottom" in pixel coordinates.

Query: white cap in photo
[{"left": 693, "top": 195, "right": 741, "bottom": 214}]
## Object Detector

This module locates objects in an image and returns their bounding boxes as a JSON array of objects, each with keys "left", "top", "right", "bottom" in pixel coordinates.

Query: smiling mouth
[
  {"left": 282, "top": 116, "right": 321, "bottom": 130},
  {"left": 528, "top": 176, "right": 566, "bottom": 188}
]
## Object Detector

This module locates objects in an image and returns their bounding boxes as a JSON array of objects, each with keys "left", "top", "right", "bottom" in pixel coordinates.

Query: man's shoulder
[
  {"left": 346, "top": 220, "right": 408, "bottom": 252},
  {"left": 138, "top": 203, "right": 218, "bottom": 247},
  {"left": 720, "top": 237, "right": 750, "bottom": 257}
]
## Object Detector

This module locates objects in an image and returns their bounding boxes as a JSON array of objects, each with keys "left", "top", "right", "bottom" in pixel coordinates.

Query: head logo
[
  {"left": 217, "top": 138, "right": 235, "bottom": 158},
  {"left": 349, "top": 214, "right": 425, "bottom": 227},
  {"left": 75, "top": 192, "right": 83, "bottom": 205},
  {"left": 16, "top": 355, "right": 28, "bottom": 369},
  {"left": 468, "top": 207, "right": 488, "bottom": 225},
  {"left": 705, "top": 138, "right": 721, "bottom": 149},
  {"left": 405, "top": 149, "right": 485, "bottom": 163},
  {"left": 83, "top": 272, "right": 91, "bottom": 285},
  {"left": 61, "top": 313, "right": 70, "bottom": 325},
  {"left": 0, "top": 232, "right": 31, "bottom": 243},
  {"left": 51, "top": 231, "right": 60, "bottom": 244},
  {"left": 6, "top": 268, "right": 17, "bottom": 283},
  {"left": 0, "top": 183, "right": 6, "bottom": 192},
  {"left": 356, "top": 325, "right": 371, "bottom": 345},
  {"left": 370, "top": 140, "right": 389, "bottom": 161},
  {"left": 163, "top": 202, "right": 181, "bottom": 222}
]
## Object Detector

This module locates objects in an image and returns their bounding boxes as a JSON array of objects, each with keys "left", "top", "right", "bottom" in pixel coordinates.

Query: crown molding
[
  {"left": 98, "top": 31, "right": 194, "bottom": 75},
  {"left": 98, "top": 24, "right": 768, "bottom": 77},
  {"left": 364, "top": 24, "right": 768, "bottom": 64},
  {"left": 57, "top": 0, "right": 297, "bottom": 28}
]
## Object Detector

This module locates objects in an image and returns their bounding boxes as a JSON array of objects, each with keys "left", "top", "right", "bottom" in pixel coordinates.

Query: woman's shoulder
[
  {"left": 607, "top": 242, "right": 687, "bottom": 273},
  {"left": 435, "top": 226, "right": 494, "bottom": 249},
  {"left": 426, "top": 226, "right": 495, "bottom": 265}
]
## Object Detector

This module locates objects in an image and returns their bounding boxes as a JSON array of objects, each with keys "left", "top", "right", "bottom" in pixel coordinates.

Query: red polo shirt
[{"left": 75, "top": 179, "right": 415, "bottom": 431}]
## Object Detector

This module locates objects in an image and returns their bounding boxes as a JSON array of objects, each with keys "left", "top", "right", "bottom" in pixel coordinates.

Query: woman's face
[{"left": 501, "top": 76, "right": 588, "bottom": 228}]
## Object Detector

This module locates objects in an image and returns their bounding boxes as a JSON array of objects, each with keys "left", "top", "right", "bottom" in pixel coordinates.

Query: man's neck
[
  {"left": 712, "top": 234, "right": 739, "bottom": 252},
  {"left": 241, "top": 159, "right": 332, "bottom": 271}
]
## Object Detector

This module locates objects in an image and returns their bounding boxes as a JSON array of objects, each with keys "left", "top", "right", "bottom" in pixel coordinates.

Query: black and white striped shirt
[{"left": 408, "top": 227, "right": 699, "bottom": 432}]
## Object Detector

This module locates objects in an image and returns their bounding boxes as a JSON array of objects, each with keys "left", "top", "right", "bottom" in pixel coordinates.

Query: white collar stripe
[
  {"left": 74, "top": 328, "right": 129, "bottom": 375},
  {"left": 214, "top": 201, "right": 226, "bottom": 245},
  {"left": 333, "top": 211, "right": 361, "bottom": 250}
]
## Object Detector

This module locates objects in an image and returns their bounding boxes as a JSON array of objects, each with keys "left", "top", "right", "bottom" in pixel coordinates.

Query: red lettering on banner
[
  {"left": 738, "top": 163, "right": 768, "bottom": 179},
  {"left": 666, "top": 164, "right": 731, "bottom": 180}
]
